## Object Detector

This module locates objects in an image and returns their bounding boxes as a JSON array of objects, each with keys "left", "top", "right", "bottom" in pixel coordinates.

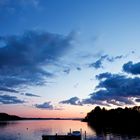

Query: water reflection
[
  {"left": 88, "top": 122, "right": 140, "bottom": 140},
  {"left": 0, "top": 120, "right": 140, "bottom": 140},
  {"left": 0, "top": 121, "right": 19, "bottom": 128},
  {"left": 0, "top": 120, "right": 94, "bottom": 140},
  {"left": 0, "top": 121, "right": 10, "bottom": 128}
]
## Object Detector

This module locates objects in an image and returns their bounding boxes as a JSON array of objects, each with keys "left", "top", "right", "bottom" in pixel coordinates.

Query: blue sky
[{"left": 0, "top": 0, "right": 140, "bottom": 117}]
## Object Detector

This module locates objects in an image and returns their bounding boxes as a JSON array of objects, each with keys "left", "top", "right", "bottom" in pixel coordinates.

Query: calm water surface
[{"left": 0, "top": 120, "right": 140, "bottom": 140}]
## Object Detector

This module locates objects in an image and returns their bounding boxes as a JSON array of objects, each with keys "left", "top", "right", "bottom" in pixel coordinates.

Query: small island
[{"left": 83, "top": 106, "right": 140, "bottom": 136}]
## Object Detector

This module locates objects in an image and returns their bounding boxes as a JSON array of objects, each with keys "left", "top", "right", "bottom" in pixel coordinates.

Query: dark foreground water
[{"left": 0, "top": 120, "right": 140, "bottom": 140}]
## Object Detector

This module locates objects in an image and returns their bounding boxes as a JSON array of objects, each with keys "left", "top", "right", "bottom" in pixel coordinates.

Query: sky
[{"left": 1, "top": 0, "right": 140, "bottom": 118}]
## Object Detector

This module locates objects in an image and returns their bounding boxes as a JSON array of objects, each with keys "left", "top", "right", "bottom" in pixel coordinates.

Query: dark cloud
[
  {"left": 89, "top": 55, "right": 107, "bottom": 69},
  {"left": 123, "top": 61, "right": 140, "bottom": 75},
  {"left": 0, "top": 94, "right": 24, "bottom": 104},
  {"left": 106, "top": 55, "right": 124, "bottom": 62},
  {"left": 96, "top": 72, "right": 112, "bottom": 80},
  {"left": 35, "top": 101, "right": 61, "bottom": 110},
  {"left": 60, "top": 97, "right": 82, "bottom": 106},
  {"left": 89, "top": 59, "right": 103, "bottom": 69},
  {"left": 0, "top": 87, "right": 19, "bottom": 93},
  {"left": 35, "top": 102, "right": 53, "bottom": 109},
  {"left": 135, "top": 98, "right": 140, "bottom": 102},
  {"left": 23, "top": 93, "right": 40, "bottom": 97},
  {"left": 63, "top": 68, "right": 70, "bottom": 74},
  {"left": 83, "top": 72, "right": 140, "bottom": 106},
  {"left": 0, "top": 30, "right": 73, "bottom": 90},
  {"left": 89, "top": 54, "right": 124, "bottom": 69},
  {"left": 76, "top": 67, "right": 81, "bottom": 71}
]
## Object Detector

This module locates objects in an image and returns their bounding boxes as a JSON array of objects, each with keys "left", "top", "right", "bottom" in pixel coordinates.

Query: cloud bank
[
  {"left": 83, "top": 73, "right": 138, "bottom": 106},
  {"left": 62, "top": 60, "right": 140, "bottom": 107},
  {"left": 87, "top": 60, "right": 140, "bottom": 106},
  {"left": 0, "top": 30, "right": 73, "bottom": 92}
]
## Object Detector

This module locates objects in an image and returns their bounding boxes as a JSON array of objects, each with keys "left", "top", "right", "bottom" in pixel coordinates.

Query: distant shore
[{"left": 0, "top": 113, "right": 82, "bottom": 121}]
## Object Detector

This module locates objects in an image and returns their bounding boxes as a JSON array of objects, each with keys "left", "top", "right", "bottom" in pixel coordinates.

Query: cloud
[
  {"left": 35, "top": 102, "right": 53, "bottom": 109},
  {"left": 35, "top": 101, "right": 62, "bottom": 110},
  {"left": 89, "top": 55, "right": 107, "bottom": 69},
  {"left": 89, "top": 59, "right": 103, "bottom": 69},
  {"left": 76, "top": 67, "right": 81, "bottom": 71},
  {"left": 83, "top": 72, "right": 140, "bottom": 106},
  {"left": 0, "top": 30, "right": 73, "bottom": 90},
  {"left": 0, "top": 87, "right": 19, "bottom": 93},
  {"left": 60, "top": 97, "right": 82, "bottom": 106},
  {"left": 89, "top": 54, "right": 124, "bottom": 69},
  {"left": 123, "top": 61, "right": 140, "bottom": 75},
  {"left": 23, "top": 93, "right": 40, "bottom": 97},
  {"left": 106, "top": 55, "right": 124, "bottom": 62},
  {"left": 63, "top": 68, "right": 70, "bottom": 74},
  {"left": 96, "top": 72, "right": 112, "bottom": 80},
  {"left": 82, "top": 98, "right": 111, "bottom": 107},
  {"left": 0, "top": 94, "right": 24, "bottom": 104},
  {"left": 135, "top": 98, "right": 140, "bottom": 102}
]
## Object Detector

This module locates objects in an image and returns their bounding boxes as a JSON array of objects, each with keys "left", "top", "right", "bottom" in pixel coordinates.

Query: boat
[{"left": 42, "top": 130, "right": 82, "bottom": 140}]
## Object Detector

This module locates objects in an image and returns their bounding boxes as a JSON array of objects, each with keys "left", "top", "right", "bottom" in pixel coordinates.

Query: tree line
[{"left": 83, "top": 106, "right": 140, "bottom": 135}]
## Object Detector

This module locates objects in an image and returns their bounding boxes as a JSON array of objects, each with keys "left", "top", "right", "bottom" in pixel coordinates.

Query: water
[
  {"left": 0, "top": 120, "right": 95, "bottom": 140},
  {"left": 0, "top": 120, "right": 140, "bottom": 140}
]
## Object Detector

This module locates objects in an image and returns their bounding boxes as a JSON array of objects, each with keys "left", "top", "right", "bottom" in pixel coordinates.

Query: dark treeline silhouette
[
  {"left": 0, "top": 113, "right": 22, "bottom": 121},
  {"left": 83, "top": 106, "right": 140, "bottom": 136}
]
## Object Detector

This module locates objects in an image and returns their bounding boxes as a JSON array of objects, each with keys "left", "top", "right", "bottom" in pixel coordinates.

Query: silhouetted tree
[{"left": 83, "top": 106, "right": 140, "bottom": 136}]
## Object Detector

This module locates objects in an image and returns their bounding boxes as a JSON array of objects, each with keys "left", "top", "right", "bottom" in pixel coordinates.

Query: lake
[{"left": 0, "top": 120, "right": 140, "bottom": 140}]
